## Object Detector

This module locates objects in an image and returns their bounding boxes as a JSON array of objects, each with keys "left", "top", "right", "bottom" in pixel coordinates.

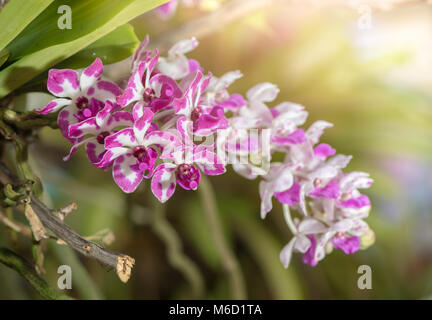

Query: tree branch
[
  {"left": 0, "top": 209, "right": 32, "bottom": 238},
  {"left": 0, "top": 162, "right": 135, "bottom": 283},
  {"left": 2, "top": 109, "right": 58, "bottom": 130}
]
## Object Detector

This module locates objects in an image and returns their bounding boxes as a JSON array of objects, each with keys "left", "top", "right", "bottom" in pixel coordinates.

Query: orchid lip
[
  {"left": 76, "top": 96, "right": 88, "bottom": 109},
  {"left": 191, "top": 106, "right": 203, "bottom": 122},
  {"left": 132, "top": 145, "right": 149, "bottom": 162},
  {"left": 96, "top": 131, "right": 110, "bottom": 144},
  {"left": 176, "top": 164, "right": 200, "bottom": 189},
  {"left": 143, "top": 87, "right": 155, "bottom": 103}
]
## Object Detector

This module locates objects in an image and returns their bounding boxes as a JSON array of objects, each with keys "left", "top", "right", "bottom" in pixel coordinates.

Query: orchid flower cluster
[{"left": 36, "top": 35, "right": 375, "bottom": 268}]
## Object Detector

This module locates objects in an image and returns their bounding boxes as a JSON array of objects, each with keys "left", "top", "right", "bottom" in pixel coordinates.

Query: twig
[
  {"left": 0, "top": 111, "right": 42, "bottom": 194},
  {"left": 24, "top": 203, "right": 48, "bottom": 241},
  {"left": 2, "top": 109, "right": 58, "bottom": 130},
  {"left": 0, "top": 209, "right": 32, "bottom": 238},
  {"left": 0, "top": 247, "right": 73, "bottom": 300},
  {"left": 54, "top": 202, "right": 77, "bottom": 221},
  {"left": 198, "top": 176, "right": 246, "bottom": 299},
  {"left": 0, "top": 161, "right": 135, "bottom": 283}
]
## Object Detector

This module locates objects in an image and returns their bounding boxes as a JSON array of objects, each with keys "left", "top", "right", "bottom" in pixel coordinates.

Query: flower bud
[{"left": 360, "top": 229, "right": 375, "bottom": 250}]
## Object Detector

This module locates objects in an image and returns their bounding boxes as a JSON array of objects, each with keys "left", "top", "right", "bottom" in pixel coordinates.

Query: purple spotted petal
[
  {"left": 193, "top": 106, "right": 229, "bottom": 137},
  {"left": 117, "top": 87, "right": 138, "bottom": 107},
  {"left": 134, "top": 107, "right": 154, "bottom": 145},
  {"left": 340, "top": 195, "right": 371, "bottom": 209},
  {"left": 47, "top": 69, "right": 79, "bottom": 97},
  {"left": 63, "top": 137, "right": 94, "bottom": 161},
  {"left": 57, "top": 107, "right": 77, "bottom": 143},
  {"left": 96, "top": 102, "right": 115, "bottom": 127},
  {"left": 106, "top": 110, "right": 134, "bottom": 129},
  {"left": 332, "top": 235, "right": 360, "bottom": 254},
  {"left": 274, "top": 181, "right": 301, "bottom": 206},
  {"left": 169, "top": 37, "right": 199, "bottom": 58},
  {"left": 314, "top": 143, "right": 336, "bottom": 158},
  {"left": 302, "top": 235, "right": 318, "bottom": 267},
  {"left": 307, "top": 121, "right": 333, "bottom": 144},
  {"left": 94, "top": 80, "right": 122, "bottom": 102},
  {"left": 142, "top": 147, "right": 159, "bottom": 178},
  {"left": 151, "top": 163, "right": 177, "bottom": 202},
  {"left": 95, "top": 101, "right": 122, "bottom": 127},
  {"left": 69, "top": 117, "right": 98, "bottom": 138},
  {"left": 193, "top": 148, "right": 226, "bottom": 175},
  {"left": 145, "top": 130, "right": 182, "bottom": 155},
  {"left": 117, "top": 63, "right": 145, "bottom": 107},
  {"left": 132, "top": 35, "right": 150, "bottom": 66},
  {"left": 86, "top": 141, "right": 107, "bottom": 165},
  {"left": 149, "top": 74, "right": 183, "bottom": 111},
  {"left": 219, "top": 94, "right": 247, "bottom": 110},
  {"left": 176, "top": 116, "right": 193, "bottom": 144},
  {"left": 157, "top": 38, "right": 198, "bottom": 80},
  {"left": 260, "top": 181, "right": 274, "bottom": 219},
  {"left": 173, "top": 96, "right": 188, "bottom": 115},
  {"left": 80, "top": 58, "right": 103, "bottom": 92},
  {"left": 96, "top": 147, "right": 130, "bottom": 168},
  {"left": 36, "top": 98, "right": 71, "bottom": 114},
  {"left": 272, "top": 129, "right": 306, "bottom": 146},
  {"left": 105, "top": 128, "right": 136, "bottom": 149},
  {"left": 246, "top": 82, "right": 279, "bottom": 103},
  {"left": 188, "top": 59, "right": 202, "bottom": 74},
  {"left": 175, "top": 71, "right": 203, "bottom": 115},
  {"left": 112, "top": 155, "right": 144, "bottom": 193},
  {"left": 309, "top": 181, "right": 340, "bottom": 199},
  {"left": 148, "top": 51, "right": 159, "bottom": 75}
]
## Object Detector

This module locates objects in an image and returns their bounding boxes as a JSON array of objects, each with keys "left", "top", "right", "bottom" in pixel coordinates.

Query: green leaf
[
  {"left": 55, "top": 24, "right": 139, "bottom": 70},
  {"left": 0, "top": 48, "right": 10, "bottom": 68},
  {"left": 6, "top": 0, "right": 136, "bottom": 60},
  {"left": 0, "top": 0, "right": 54, "bottom": 52},
  {"left": 0, "top": 0, "right": 167, "bottom": 98}
]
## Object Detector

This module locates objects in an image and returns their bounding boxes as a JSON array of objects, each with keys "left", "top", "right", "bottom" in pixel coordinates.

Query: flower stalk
[
  {"left": 199, "top": 175, "right": 246, "bottom": 299},
  {"left": 150, "top": 196, "right": 205, "bottom": 298}
]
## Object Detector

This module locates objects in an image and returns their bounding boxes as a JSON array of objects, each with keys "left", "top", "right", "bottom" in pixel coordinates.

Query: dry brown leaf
[
  {"left": 24, "top": 204, "right": 48, "bottom": 241},
  {"left": 116, "top": 255, "right": 135, "bottom": 283}
]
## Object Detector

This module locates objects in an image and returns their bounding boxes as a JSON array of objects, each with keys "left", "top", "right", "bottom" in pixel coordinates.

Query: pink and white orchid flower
[
  {"left": 65, "top": 101, "right": 134, "bottom": 165},
  {"left": 36, "top": 58, "right": 121, "bottom": 142},
  {"left": 151, "top": 117, "right": 225, "bottom": 202},
  {"left": 157, "top": 38, "right": 200, "bottom": 80},
  {"left": 97, "top": 106, "right": 166, "bottom": 193},
  {"left": 174, "top": 70, "right": 229, "bottom": 136}
]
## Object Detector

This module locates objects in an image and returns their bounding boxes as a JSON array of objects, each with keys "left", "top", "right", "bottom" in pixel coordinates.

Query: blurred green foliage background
[{"left": 1, "top": 1, "right": 432, "bottom": 299}]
